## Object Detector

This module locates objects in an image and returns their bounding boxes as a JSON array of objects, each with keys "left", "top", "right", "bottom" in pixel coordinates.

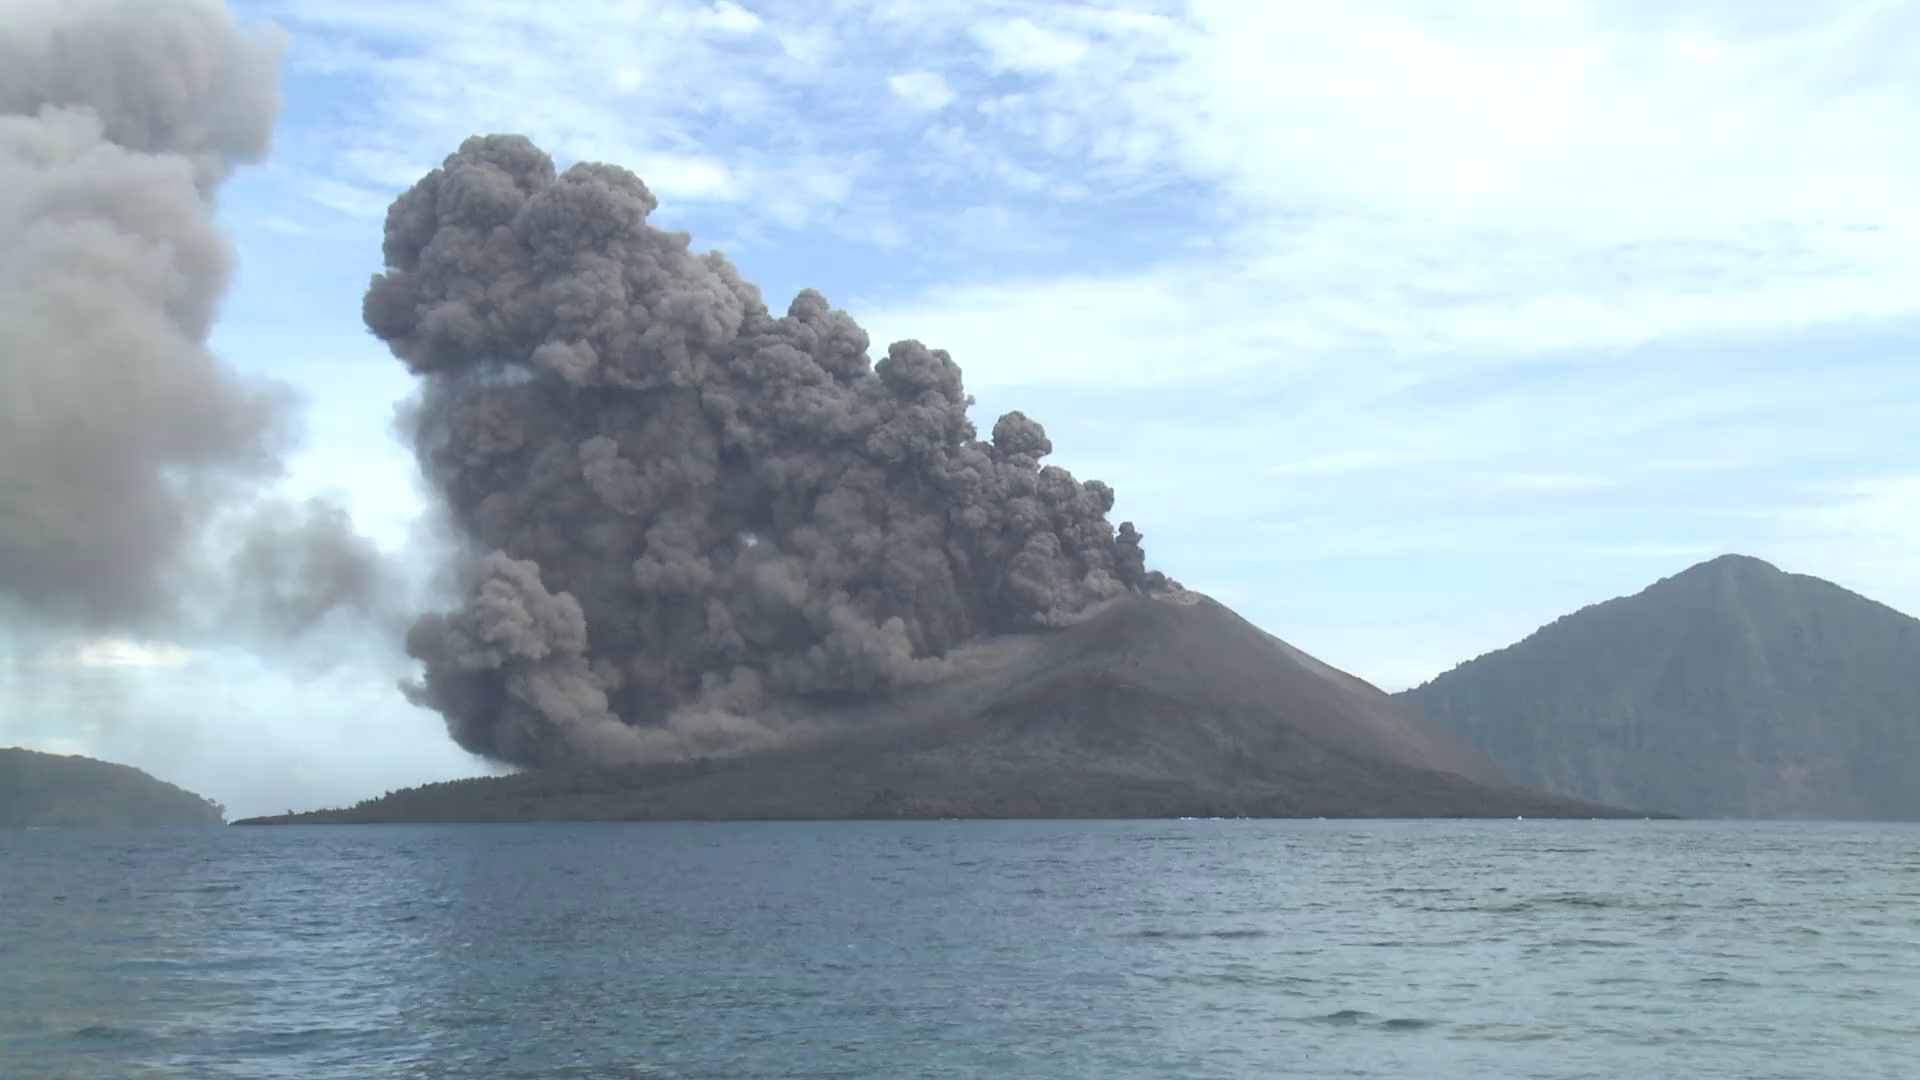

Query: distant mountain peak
[
  {"left": 1688, "top": 552, "right": 1778, "bottom": 574},
  {"left": 1396, "top": 558, "right": 1920, "bottom": 820},
  {"left": 1651, "top": 553, "right": 1785, "bottom": 592}
]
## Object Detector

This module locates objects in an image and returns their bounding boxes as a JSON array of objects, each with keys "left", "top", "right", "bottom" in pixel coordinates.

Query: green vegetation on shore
[{"left": 1, "top": 748, "right": 225, "bottom": 828}]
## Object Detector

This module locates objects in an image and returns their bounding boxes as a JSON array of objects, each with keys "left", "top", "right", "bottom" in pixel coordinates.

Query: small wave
[
  {"left": 1131, "top": 927, "right": 1272, "bottom": 941},
  {"left": 1419, "top": 901, "right": 1532, "bottom": 914},
  {"left": 1304, "top": 1010, "right": 1437, "bottom": 1031},
  {"left": 430, "top": 1062, "right": 681, "bottom": 1080},
  {"left": 1450, "top": 893, "right": 1616, "bottom": 913},
  {"left": 71, "top": 1024, "right": 139, "bottom": 1041},
  {"left": 1143, "top": 970, "right": 1315, "bottom": 991}
]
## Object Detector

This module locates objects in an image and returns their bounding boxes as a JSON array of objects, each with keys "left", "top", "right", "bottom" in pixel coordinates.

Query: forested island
[{"left": 0, "top": 748, "right": 225, "bottom": 828}]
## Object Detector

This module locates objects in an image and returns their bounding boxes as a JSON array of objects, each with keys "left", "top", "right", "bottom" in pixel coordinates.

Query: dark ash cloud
[{"left": 366, "top": 134, "right": 1179, "bottom": 767}]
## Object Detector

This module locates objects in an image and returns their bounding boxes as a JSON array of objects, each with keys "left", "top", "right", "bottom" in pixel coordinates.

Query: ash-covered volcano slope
[{"left": 247, "top": 594, "right": 1644, "bottom": 822}]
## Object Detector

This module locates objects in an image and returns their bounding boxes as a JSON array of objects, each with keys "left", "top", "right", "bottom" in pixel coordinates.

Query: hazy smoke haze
[{"left": 0, "top": 0, "right": 391, "bottom": 642}]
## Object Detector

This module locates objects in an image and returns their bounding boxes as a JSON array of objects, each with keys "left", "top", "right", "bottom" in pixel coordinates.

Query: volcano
[
  {"left": 1400, "top": 554, "right": 1920, "bottom": 819},
  {"left": 240, "top": 593, "right": 1647, "bottom": 822}
]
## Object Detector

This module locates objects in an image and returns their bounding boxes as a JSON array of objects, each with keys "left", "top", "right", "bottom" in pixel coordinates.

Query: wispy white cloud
[
  {"left": 888, "top": 70, "right": 955, "bottom": 111},
  {"left": 705, "top": 1, "right": 764, "bottom": 34},
  {"left": 33, "top": 638, "right": 198, "bottom": 672},
  {"left": 971, "top": 16, "right": 1093, "bottom": 72},
  {"left": 247, "top": 0, "right": 1920, "bottom": 356},
  {"left": 1493, "top": 473, "right": 1618, "bottom": 494},
  {"left": 279, "top": 170, "right": 392, "bottom": 217},
  {"left": 1763, "top": 473, "right": 1920, "bottom": 615},
  {"left": 830, "top": 0, "right": 1920, "bottom": 383},
  {"left": 207, "top": 0, "right": 1920, "bottom": 698},
  {"left": 853, "top": 215, "right": 1920, "bottom": 390},
  {"left": 252, "top": 0, "right": 868, "bottom": 221}
]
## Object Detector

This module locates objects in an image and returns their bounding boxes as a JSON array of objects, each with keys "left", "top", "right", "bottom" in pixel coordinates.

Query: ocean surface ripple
[{"left": 3, "top": 820, "right": 1917, "bottom": 1078}]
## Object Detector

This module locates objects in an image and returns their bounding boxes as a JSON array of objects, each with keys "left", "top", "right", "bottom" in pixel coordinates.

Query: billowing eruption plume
[
  {"left": 367, "top": 135, "right": 1177, "bottom": 767},
  {"left": 0, "top": 0, "right": 388, "bottom": 638}
]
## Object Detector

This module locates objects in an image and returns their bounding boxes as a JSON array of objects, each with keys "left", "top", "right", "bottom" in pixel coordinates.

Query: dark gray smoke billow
[
  {"left": 0, "top": 0, "right": 388, "bottom": 639},
  {"left": 366, "top": 135, "right": 1175, "bottom": 767}
]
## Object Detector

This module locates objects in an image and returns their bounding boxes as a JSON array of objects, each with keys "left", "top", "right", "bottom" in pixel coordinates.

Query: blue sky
[{"left": 7, "top": 0, "right": 1919, "bottom": 815}]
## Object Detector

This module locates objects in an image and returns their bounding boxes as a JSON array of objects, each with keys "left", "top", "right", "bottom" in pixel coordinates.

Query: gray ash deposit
[{"left": 242, "top": 594, "right": 1645, "bottom": 822}]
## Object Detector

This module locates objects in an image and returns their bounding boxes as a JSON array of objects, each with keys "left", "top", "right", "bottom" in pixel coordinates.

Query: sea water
[{"left": 2, "top": 820, "right": 1916, "bottom": 1078}]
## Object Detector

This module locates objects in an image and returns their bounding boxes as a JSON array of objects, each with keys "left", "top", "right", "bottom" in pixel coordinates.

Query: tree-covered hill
[
  {"left": 1399, "top": 555, "right": 1920, "bottom": 819},
  {"left": 0, "top": 748, "right": 225, "bottom": 828}
]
